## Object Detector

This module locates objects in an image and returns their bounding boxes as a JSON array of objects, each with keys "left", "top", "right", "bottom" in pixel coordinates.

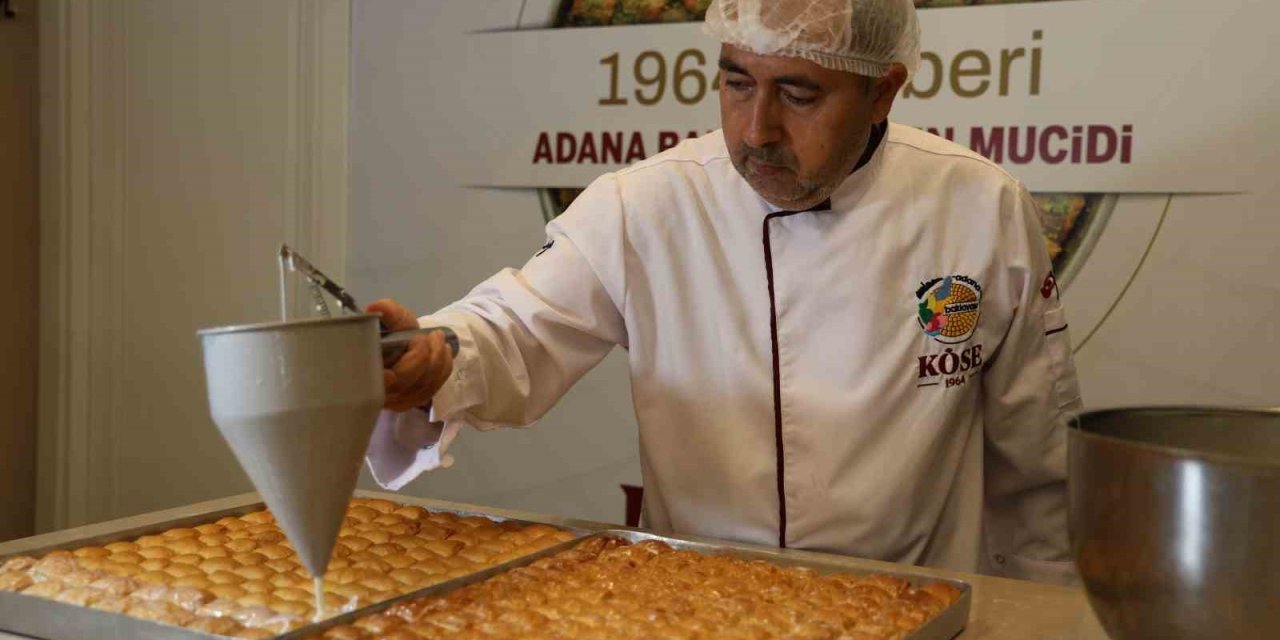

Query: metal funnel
[{"left": 198, "top": 315, "right": 384, "bottom": 578}]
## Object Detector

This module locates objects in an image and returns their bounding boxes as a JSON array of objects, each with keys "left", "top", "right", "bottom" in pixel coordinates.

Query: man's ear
[{"left": 870, "top": 63, "right": 909, "bottom": 124}]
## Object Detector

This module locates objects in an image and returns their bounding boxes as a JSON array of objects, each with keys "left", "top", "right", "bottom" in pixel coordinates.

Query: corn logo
[{"left": 916, "top": 275, "right": 983, "bottom": 344}]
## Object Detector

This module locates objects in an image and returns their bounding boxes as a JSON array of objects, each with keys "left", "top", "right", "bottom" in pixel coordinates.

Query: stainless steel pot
[{"left": 1069, "top": 407, "right": 1280, "bottom": 639}]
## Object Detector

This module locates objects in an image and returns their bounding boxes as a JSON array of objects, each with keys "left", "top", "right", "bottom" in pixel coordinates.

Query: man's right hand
[{"left": 367, "top": 298, "right": 455, "bottom": 413}]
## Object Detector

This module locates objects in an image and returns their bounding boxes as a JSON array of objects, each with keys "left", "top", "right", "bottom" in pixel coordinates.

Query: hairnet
[{"left": 703, "top": 0, "right": 921, "bottom": 79}]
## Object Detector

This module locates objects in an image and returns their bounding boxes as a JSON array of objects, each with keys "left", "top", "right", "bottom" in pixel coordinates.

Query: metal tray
[
  {"left": 0, "top": 491, "right": 591, "bottom": 640},
  {"left": 277, "top": 532, "right": 588, "bottom": 639},
  {"left": 286, "top": 529, "right": 973, "bottom": 640},
  {"left": 601, "top": 530, "right": 971, "bottom": 640}
]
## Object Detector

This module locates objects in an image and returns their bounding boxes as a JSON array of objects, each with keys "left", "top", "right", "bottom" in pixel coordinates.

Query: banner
[{"left": 455, "top": 0, "right": 1273, "bottom": 194}]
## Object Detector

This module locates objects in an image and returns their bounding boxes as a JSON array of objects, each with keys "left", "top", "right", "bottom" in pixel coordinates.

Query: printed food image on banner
[
  {"left": 562, "top": 0, "right": 713, "bottom": 25},
  {"left": 536, "top": 0, "right": 1116, "bottom": 288}
]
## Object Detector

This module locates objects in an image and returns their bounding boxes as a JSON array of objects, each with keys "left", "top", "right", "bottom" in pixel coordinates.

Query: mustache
[{"left": 738, "top": 144, "right": 796, "bottom": 169}]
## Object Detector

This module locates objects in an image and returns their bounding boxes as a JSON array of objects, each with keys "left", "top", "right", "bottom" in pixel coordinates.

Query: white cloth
[{"left": 365, "top": 123, "right": 1083, "bottom": 584}]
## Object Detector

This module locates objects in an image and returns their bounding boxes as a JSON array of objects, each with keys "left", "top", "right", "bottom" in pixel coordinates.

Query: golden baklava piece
[
  {"left": 319, "top": 536, "right": 961, "bottom": 639},
  {"left": 0, "top": 498, "right": 573, "bottom": 637}
]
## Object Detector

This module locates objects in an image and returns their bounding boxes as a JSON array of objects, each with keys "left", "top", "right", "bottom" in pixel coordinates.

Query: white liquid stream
[
  {"left": 278, "top": 257, "right": 289, "bottom": 321},
  {"left": 314, "top": 577, "right": 325, "bottom": 621}
]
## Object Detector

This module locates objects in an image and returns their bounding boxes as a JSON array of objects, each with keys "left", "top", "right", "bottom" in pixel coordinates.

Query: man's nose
[{"left": 743, "top": 93, "right": 782, "bottom": 148}]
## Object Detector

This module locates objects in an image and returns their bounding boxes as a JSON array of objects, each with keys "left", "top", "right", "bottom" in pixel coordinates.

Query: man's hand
[{"left": 367, "top": 299, "right": 455, "bottom": 413}]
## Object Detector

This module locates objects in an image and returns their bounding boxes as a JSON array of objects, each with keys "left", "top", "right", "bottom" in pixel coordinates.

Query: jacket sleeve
[
  {"left": 979, "top": 184, "right": 1084, "bottom": 585},
  {"left": 365, "top": 174, "right": 629, "bottom": 490}
]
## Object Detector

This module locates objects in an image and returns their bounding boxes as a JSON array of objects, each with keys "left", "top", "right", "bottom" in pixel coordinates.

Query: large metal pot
[{"left": 1069, "top": 407, "right": 1280, "bottom": 639}]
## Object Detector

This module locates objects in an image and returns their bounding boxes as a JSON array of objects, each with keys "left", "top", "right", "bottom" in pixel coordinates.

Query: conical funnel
[{"left": 198, "top": 315, "right": 384, "bottom": 578}]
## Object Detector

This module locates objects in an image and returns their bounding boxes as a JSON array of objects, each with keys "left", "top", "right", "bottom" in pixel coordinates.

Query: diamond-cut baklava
[
  {"left": 319, "top": 536, "right": 962, "bottom": 640},
  {"left": 0, "top": 498, "right": 573, "bottom": 637}
]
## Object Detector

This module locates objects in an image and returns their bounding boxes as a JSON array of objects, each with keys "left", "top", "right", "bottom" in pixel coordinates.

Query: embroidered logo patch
[{"left": 916, "top": 275, "right": 983, "bottom": 344}]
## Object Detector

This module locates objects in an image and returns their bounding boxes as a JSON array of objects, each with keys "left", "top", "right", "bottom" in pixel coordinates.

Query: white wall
[
  {"left": 347, "top": 0, "right": 641, "bottom": 525},
  {"left": 38, "top": 0, "right": 350, "bottom": 531},
  {"left": 1071, "top": 191, "right": 1280, "bottom": 409},
  {"left": 37, "top": 0, "right": 640, "bottom": 532}
]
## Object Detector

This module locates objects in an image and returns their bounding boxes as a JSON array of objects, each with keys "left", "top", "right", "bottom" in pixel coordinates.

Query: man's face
[{"left": 718, "top": 44, "right": 904, "bottom": 211}]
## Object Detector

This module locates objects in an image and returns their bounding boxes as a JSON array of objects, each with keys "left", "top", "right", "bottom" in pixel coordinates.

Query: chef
[{"left": 363, "top": 0, "right": 1082, "bottom": 585}]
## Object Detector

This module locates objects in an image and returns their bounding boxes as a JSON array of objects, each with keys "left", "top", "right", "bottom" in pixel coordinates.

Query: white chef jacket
[{"left": 365, "top": 123, "right": 1084, "bottom": 584}]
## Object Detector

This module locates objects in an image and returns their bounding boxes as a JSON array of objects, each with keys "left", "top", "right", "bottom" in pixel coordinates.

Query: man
[{"left": 364, "top": 0, "right": 1082, "bottom": 584}]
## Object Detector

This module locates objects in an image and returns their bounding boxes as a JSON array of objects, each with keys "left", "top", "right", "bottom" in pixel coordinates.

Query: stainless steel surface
[
  {"left": 284, "top": 528, "right": 972, "bottom": 640},
  {"left": 1069, "top": 407, "right": 1280, "bottom": 640},
  {"left": 0, "top": 491, "right": 590, "bottom": 640}
]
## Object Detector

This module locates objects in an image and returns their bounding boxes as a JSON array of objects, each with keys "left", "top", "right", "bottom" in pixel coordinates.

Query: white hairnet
[{"left": 703, "top": 0, "right": 921, "bottom": 79}]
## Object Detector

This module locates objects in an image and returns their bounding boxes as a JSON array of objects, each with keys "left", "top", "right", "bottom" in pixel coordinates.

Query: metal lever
[
  {"left": 381, "top": 327, "right": 460, "bottom": 368},
  {"left": 279, "top": 244, "right": 456, "bottom": 394}
]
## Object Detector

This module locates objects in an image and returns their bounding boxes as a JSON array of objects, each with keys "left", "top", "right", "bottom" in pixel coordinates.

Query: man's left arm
[{"left": 980, "top": 184, "right": 1084, "bottom": 585}]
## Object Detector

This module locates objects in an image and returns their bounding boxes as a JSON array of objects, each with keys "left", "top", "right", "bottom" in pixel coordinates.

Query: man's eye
[
  {"left": 783, "top": 92, "right": 815, "bottom": 106},
  {"left": 725, "top": 79, "right": 751, "bottom": 92}
]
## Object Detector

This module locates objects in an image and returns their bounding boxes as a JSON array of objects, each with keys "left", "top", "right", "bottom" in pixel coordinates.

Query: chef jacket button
[{"left": 994, "top": 554, "right": 1007, "bottom": 565}]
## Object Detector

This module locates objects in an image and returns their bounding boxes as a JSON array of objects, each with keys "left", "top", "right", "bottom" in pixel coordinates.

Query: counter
[{"left": 0, "top": 491, "right": 1111, "bottom": 639}]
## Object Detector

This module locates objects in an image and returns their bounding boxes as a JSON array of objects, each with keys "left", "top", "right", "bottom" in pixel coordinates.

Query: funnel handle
[{"left": 380, "top": 326, "right": 460, "bottom": 368}]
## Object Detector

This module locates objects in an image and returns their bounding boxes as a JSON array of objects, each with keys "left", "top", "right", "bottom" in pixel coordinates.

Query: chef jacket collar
[{"left": 763, "top": 120, "right": 888, "bottom": 215}]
